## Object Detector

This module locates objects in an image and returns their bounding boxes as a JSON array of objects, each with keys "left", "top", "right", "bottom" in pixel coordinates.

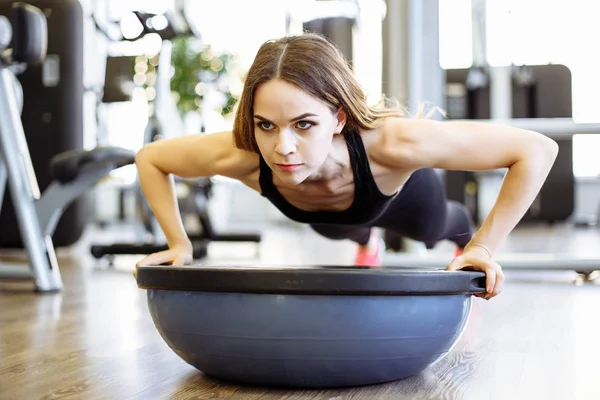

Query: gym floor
[{"left": 1, "top": 222, "right": 600, "bottom": 399}]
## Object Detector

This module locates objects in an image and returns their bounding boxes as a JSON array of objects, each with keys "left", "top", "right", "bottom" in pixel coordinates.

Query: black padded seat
[
  {"left": 11, "top": 2, "right": 47, "bottom": 64},
  {"left": 49, "top": 146, "right": 136, "bottom": 183}
]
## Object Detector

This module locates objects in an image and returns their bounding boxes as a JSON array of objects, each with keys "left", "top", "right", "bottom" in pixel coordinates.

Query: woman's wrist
[
  {"left": 169, "top": 239, "right": 193, "bottom": 251},
  {"left": 464, "top": 242, "right": 493, "bottom": 259}
]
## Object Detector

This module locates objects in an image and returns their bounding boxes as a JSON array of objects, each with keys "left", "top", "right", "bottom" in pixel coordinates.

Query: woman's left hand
[{"left": 446, "top": 244, "right": 504, "bottom": 300}]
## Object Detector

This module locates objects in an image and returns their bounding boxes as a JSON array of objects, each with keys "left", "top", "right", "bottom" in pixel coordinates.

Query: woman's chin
[{"left": 274, "top": 168, "right": 310, "bottom": 185}]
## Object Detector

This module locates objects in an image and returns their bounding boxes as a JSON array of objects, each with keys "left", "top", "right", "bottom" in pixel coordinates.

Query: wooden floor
[{"left": 2, "top": 222, "right": 600, "bottom": 399}]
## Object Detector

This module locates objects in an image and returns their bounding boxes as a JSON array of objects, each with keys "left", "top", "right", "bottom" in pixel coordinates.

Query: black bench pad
[{"left": 50, "top": 146, "right": 136, "bottom": 183}]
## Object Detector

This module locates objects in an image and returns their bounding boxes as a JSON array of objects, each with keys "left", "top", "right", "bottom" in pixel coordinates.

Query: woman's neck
[{"left": 306, "top": 135, "right": 350, "bottom": 183}]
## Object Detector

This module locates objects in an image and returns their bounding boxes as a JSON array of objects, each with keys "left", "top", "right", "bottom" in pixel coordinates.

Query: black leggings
[{"left": 310, "top": 169, "right": 473, "bottom": 248}]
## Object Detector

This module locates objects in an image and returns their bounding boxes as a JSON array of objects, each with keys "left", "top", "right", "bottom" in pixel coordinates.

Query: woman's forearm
[
  {"left": 467, "top": 142, "right": 558, "bottom": 256},
  {"left": 135, "top": 154, "right": 192, "bottom": 250}
]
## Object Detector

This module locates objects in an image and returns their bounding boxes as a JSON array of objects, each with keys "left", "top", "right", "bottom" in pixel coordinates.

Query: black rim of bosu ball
[{"left": 136, "top": 265, "right": 487, "bottom": 296}]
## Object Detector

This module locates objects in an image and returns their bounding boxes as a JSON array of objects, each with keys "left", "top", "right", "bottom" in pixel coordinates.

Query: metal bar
[
  {"left": 449, "top": 118, "right": 600, "bottom": 138},
  {"left": 0, "top": 153, "right": 6, "bottom": 212},
  {"left": 0, "top": 263, "right": 33, "bottom": 279},
  {"left": 471, "top": 0, "right": 487, "bottom": 68},
  {"left": 407, "top": 0, "right": 443, "bottom": 117},
  {"left": 36, "top": 165, "right": 115, "bottom": 237},
  {"left": 382, "top": 0, "right": 408, "bottom": 107},
  {"left": 0, "top": 68, "right": 62, "bottom": 292},
  {"left": 490, "top": 66, "right": 512, "bottom": 119},
  {"left": 382, "top": 252, "right": 600, "bottom": 274}
]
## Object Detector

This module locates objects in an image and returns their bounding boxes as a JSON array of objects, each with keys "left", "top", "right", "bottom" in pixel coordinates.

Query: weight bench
[{"left": 0, "top": 3, "right": 135, "bottom": 292}]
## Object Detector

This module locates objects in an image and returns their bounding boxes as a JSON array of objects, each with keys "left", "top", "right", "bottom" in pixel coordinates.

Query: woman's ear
[{"left": 333, "top": 107, "right": 347, "bottom": 134}]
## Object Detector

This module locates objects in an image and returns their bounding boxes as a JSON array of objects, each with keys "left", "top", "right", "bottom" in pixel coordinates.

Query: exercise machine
[
  {"left": 88, "top": 7, "right": 262, "bottom": 262},
  {"left": 91, "top": 176, "right": 263, "bottom": 262},
  {"left": 379, "top": 0, "right": 597, "bottom": 262},
  {"left": 444, "top": 64, "right": 576, "bottom": 225},
  {"left": 0, "top": 0, "right": 90, "bottom": 247},
  {"left": 382, "top": 249, "right": 600, "bottom": 277},
  {"left": 382, "top": 117, "right": 600, "bottom": 277},
  {"left": 0, "top": 3, "right": 135, "bottom": 292},
  {"left": 440, "top": 0, "right": 577, "bottom": 226}
]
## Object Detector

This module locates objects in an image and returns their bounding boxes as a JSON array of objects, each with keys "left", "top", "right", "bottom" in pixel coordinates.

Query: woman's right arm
[{"left": 134, "top": 131, "right": 258, "bottom": 252}]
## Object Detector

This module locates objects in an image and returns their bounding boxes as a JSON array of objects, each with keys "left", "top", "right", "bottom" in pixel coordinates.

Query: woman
[{"left": 133, "top": 33, "right": 558, "bottom": 300}]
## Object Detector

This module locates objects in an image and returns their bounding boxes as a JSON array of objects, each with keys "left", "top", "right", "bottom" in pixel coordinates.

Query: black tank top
[{"left": 258, "top": 127, "right": 396, "bottom": 225}]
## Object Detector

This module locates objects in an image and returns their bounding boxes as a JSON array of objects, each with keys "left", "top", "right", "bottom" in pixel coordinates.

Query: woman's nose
[{"left": 274, "top": 130, "right": 297, "bottom": 155}]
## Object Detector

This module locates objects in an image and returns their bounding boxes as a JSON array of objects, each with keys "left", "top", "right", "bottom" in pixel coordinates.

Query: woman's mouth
[{"left": 275, "top": 163, "right": 303, "bottom": 172}]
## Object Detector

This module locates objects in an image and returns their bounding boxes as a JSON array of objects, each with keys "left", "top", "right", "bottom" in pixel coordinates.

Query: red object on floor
[
  {"left": 454, "top": 247, "right": 464, "bottom": 257},
  {"left": 354, "top": 248, "right": 381, "bottom": 266},
  {"left": 354, "top": 238, "right": 384, "bottom": 267}
]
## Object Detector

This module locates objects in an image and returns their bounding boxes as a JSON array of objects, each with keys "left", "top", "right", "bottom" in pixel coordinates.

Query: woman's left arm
[{"left": 377, "top": 118, "right": 559, "bottom": 296}]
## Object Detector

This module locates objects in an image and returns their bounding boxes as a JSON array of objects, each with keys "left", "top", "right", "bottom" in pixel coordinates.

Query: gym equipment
[
  {"left": 440, "top": 0, "right": 576, "bottom": 226},
  {"left": 0, "top": 0, "right": 90, "bottom": 248},
  {"left": 444, "top": 64, "right": 575, "bottom": 225},
  {"left": 382, "top": 252, "right": 600, "bottom": 277},
  {"left": 289, "top": 0, "right": 363, "bottom": 65},
  {"left": 0, "top": 3, "right": 135, "bottom": 292},
  {"left": 384, "top": 117, "right": 600, "bottom": 275},
  {"left": 460, "top": 117, "right": 600, "bottom": 139},
  {"left": 89, "top": 8, "right": 262, "bottom": 262},
  {"left": 303, "top": 16, "right": 355, "bottom": 65},
  {"left": 136, "top": 264, "right": 486, "bottom": 388},
  {"left": 90, "top": 177, "right": 262, "bottom": 261}
]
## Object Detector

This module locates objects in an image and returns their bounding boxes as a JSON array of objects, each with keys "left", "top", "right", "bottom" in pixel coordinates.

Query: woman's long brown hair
[{"left": 232, "top": 33, "right": 407, "bottom": 153}]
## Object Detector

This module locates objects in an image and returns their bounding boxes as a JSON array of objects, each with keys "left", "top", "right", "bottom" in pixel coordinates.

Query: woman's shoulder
[
  {"left": 182, "top": 130, "right": 261, "bottom": 180},
  {"left": 218, "top": 131, "right": 262, "bottom": 177},
  {"left": 353, "top": 118, "right": 417, "bottom": 194},
  {"left": 210, "top": 131, "right": 263, "bottom": 189},
  {"left": 361, "top": 117, "right": 417, "bottom": 167}
]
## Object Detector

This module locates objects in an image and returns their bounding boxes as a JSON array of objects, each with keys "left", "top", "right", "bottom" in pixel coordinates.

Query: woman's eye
[
  {"left": 258, "top": 122, "right": 273, "bottom": 130},
  {"left": 296, "top": 121, "right": 314, "bottom": 130}
]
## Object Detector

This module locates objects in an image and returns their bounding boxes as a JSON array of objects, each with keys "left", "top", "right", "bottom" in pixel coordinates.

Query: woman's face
[{"left": 253, "top": 79, "right": 346, "bottom": 185}]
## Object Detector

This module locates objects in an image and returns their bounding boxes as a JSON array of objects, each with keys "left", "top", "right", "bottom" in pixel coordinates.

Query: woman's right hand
[{"left": 133, "top": 243, "right": 194, "bottom": 279}]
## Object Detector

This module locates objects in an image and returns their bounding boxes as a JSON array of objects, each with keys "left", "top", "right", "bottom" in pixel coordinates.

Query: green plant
[{"left": 135, "top": 36, "right": 241, "bottom": 117}]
